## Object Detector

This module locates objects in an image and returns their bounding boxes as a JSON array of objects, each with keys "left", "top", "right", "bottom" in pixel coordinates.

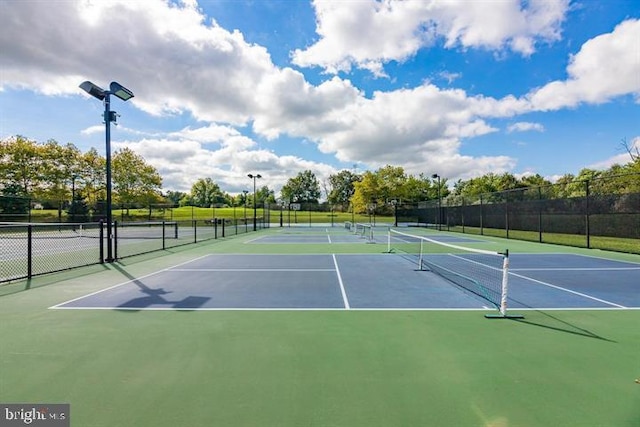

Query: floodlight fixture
[
  {"left": 79, "top": 81, "right": 106, "bottom": 100},
  {"left": 110, "top": 81, "right": 134, "bottom": 101}
]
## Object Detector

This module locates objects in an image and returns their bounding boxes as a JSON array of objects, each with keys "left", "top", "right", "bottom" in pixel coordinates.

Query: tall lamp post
[
  {"left": 79, "top": 81, "right": 134, "bottom": 262},
  {"left": 247, "top": 173, "right": 262, "bottom": 231},
  {"left": 431, "top": 173, "right": 441, "bottom": 231}
]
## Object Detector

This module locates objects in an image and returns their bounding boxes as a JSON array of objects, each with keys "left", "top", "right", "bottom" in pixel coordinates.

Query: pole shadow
[{"left": 111, "top": 263, "right": 210, "bottom": 311}]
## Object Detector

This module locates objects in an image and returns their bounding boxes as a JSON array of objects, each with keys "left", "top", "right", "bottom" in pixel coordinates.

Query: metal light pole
[
  {"left": 432, "top": 173, "right": 441, "bottom": 231},
  {"left": 79, "top": 81, "right": 134, "bottom": 262},
  {"left": 247, "top": 173, "right": 262, "bottom": 231}
]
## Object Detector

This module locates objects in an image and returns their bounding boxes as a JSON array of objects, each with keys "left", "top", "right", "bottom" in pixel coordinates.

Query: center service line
[{"left": 332, "top": 254, "right": 351, "bottom": 310}]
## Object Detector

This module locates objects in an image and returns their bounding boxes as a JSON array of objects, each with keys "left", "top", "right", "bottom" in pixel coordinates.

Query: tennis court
[
  {"left": 2, "top": 225, "right": 639, "bottom": 426},
  {"left": 52, "top": 251, "right": 640, "bottom": 311}
]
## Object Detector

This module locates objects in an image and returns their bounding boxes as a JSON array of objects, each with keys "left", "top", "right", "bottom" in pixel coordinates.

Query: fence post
[
  {"left": 113, "top": 221, "right": 118, "bottom": 261},
  {"left": 27, "top": 225, "right": 33, "bottom": 279},
  {"left": 538, "top": 186, "right": 543, "bottom": 243},
  {"left": 99, "top": 221, "right": 104, "bottom": 263},
  {"left": 585, "top": 180, "right": 591, "bottom": 249},
  {"left": 505, "top": 192, "right": 509, "bottom": 239},
  {"left": 480, "top": 194, "right": 484, "bottom": 235},
  {"left": 162, "top": 221, "right": 166, "bottom": 250}
]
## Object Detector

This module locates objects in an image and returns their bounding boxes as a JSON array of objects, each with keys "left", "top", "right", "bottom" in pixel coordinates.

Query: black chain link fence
[
  {"left": 0, "top": 215, "right": 268, "bottom": 285},
  {"left": 397, "top": 173, "right": 640, "bottom": 254}
]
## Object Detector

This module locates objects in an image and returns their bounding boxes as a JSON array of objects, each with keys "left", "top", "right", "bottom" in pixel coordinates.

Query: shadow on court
[
  {"left": 511, "top": 308, "right": 616, "bottom": 342},
  {"left": 111, "top": 264, "right": 210, "bottom": 311}
]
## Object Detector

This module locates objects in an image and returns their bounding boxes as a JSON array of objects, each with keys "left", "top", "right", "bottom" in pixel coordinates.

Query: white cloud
[
  {"left": 6, "top": 0, "right": 634, "bottom": 192},
  {"left": 527, "top": 19, "right": 640, "bottom": 110},
  {"left": 507, "top": 122, "right": 545, "bottom": 133},
  {"left": 0, "top": 0, "right": 277, "bottom": 125},
  {"left": 292, "top": 0, "right": 569, "bottom": 75},
  {"left": 112, "top": 132, "right": 338, "bottom": 194},
  {"left": 80, "top": 125, "right": 104, "bottom": 136},
  {"left": 588, "top": 136, "right": 640, "bottom": 170}
]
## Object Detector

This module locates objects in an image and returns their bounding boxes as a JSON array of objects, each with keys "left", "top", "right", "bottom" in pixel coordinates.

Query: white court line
[
  {"left": 168, "top": 268, "right": 335, "bottom": 272},
  {"left": 510, "top": 267, "right": 640, "bottom": 271},
  {"left": 332, "top": 254, "right": 350, "bottom": 310},
  {"left": 508, "top": 271, "right": 627, "bottom": 308},
  {"left": 327, "top": 234, "right": 332, "bottom": 244},
  {"left": 49, "top": 253, "right": 213, "bottom": 309},
  {"left": 244, "top": 236, "right": 266, "bottom": 244}
]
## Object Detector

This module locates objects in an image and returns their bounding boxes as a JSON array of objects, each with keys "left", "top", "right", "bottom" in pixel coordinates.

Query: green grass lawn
[
  {"left": 25, "top": 206, "right": 391, "bottom": 225},
  {"left": 1, "top": 230, "right": 639, "bottom": 426}
]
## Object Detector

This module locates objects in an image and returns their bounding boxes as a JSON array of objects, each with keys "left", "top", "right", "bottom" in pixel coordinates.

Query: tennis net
[
  {"left": 387, "top": 229, "right": 515, "bottom": 317},
  {"left": 354, "top": 222, "right": 374, "bottom": 243}
]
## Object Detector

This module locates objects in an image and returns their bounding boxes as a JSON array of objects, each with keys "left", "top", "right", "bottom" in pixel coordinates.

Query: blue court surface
[{"left": 52, "top": 252, "right": 640, "bottom": 311}]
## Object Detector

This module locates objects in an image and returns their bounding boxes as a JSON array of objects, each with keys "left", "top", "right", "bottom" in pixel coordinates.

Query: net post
[
  {"left": 418, "top": 239, "right": 424, "bottom": 270},
  {"left": 387, "top": 230, "right": 391, "bottom": 253},
  {"left": 499, "top": 249, "right": 509, "bottom": 315},
  {"left": 485, "top": 249, "right": 524, "bottom": 319}
]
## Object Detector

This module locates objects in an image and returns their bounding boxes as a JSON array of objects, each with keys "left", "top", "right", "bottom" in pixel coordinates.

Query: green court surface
[{"left": 1, "top": 227, "right": 639, "bottom": 426}]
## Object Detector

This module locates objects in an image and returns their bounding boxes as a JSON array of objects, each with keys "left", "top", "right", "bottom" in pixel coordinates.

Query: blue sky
[{"left": 0, "top": 0, "right": 638, "bottom": 194}]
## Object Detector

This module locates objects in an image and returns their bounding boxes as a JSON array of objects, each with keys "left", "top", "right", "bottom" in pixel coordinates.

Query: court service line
[
  {"left": 509, "top": 271, "right": 627, "bottom": 308},
  {"left": 332, "top": 254, "right": 350, "bottom": 310},
  {"left": 327, "top": 234, "right": 332, "bottom": 244}
]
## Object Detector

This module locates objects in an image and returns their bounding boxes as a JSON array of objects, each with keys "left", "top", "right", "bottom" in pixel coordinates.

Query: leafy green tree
[
  {"left": 112, "top": 148, "right": 162, "bottom": 212},
  {"left": 165, "top": 190, "right": 186, "bottom": 206},
  {"left": 351, "top": 166, "right": 437, "bottom": 213},
  {"left": 327, "top": 170, "right": 361, "bottom": 209},
  {"left": 256, "top": 185, "right": 276, "bottom": 206},
  {"left": 351, "top": 171, "right": 379, "bottom": 213},
  {"left": 0, "top": 135, "right": 44, "bottom": 194},
  {"left": 0, "top": 183, "right": 30, "bottom": 220},
  {"left": 453, "top": 173, "right": 502, "bottom": 200},
  {"left": 401, "top": 173, "right": 434, "bottom": 203},
  {"left": 80, "top": 148, "right": 106, "bottom": 208},
  {"left": 519, "top": 174, "right": 551, "bottom": 188},
  {"left": 67, "top": 189, "right": 90, "bottom": 222},
  {"left": 376, "top": 165, "right": 407, "bottom": 203},
  {"left": 280, "top": 170, "right": 321, "bottom": 204},
  {"left": 189, "top": 178, "right": 225, "bottom": 207},
  {"left": 38, "top": 140, "right": 83, "bottom": 221}
]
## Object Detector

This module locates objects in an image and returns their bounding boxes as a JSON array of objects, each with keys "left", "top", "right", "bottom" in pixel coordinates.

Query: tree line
[{"left": 1, "top": 135, "right": 638, "bottom": 220}]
